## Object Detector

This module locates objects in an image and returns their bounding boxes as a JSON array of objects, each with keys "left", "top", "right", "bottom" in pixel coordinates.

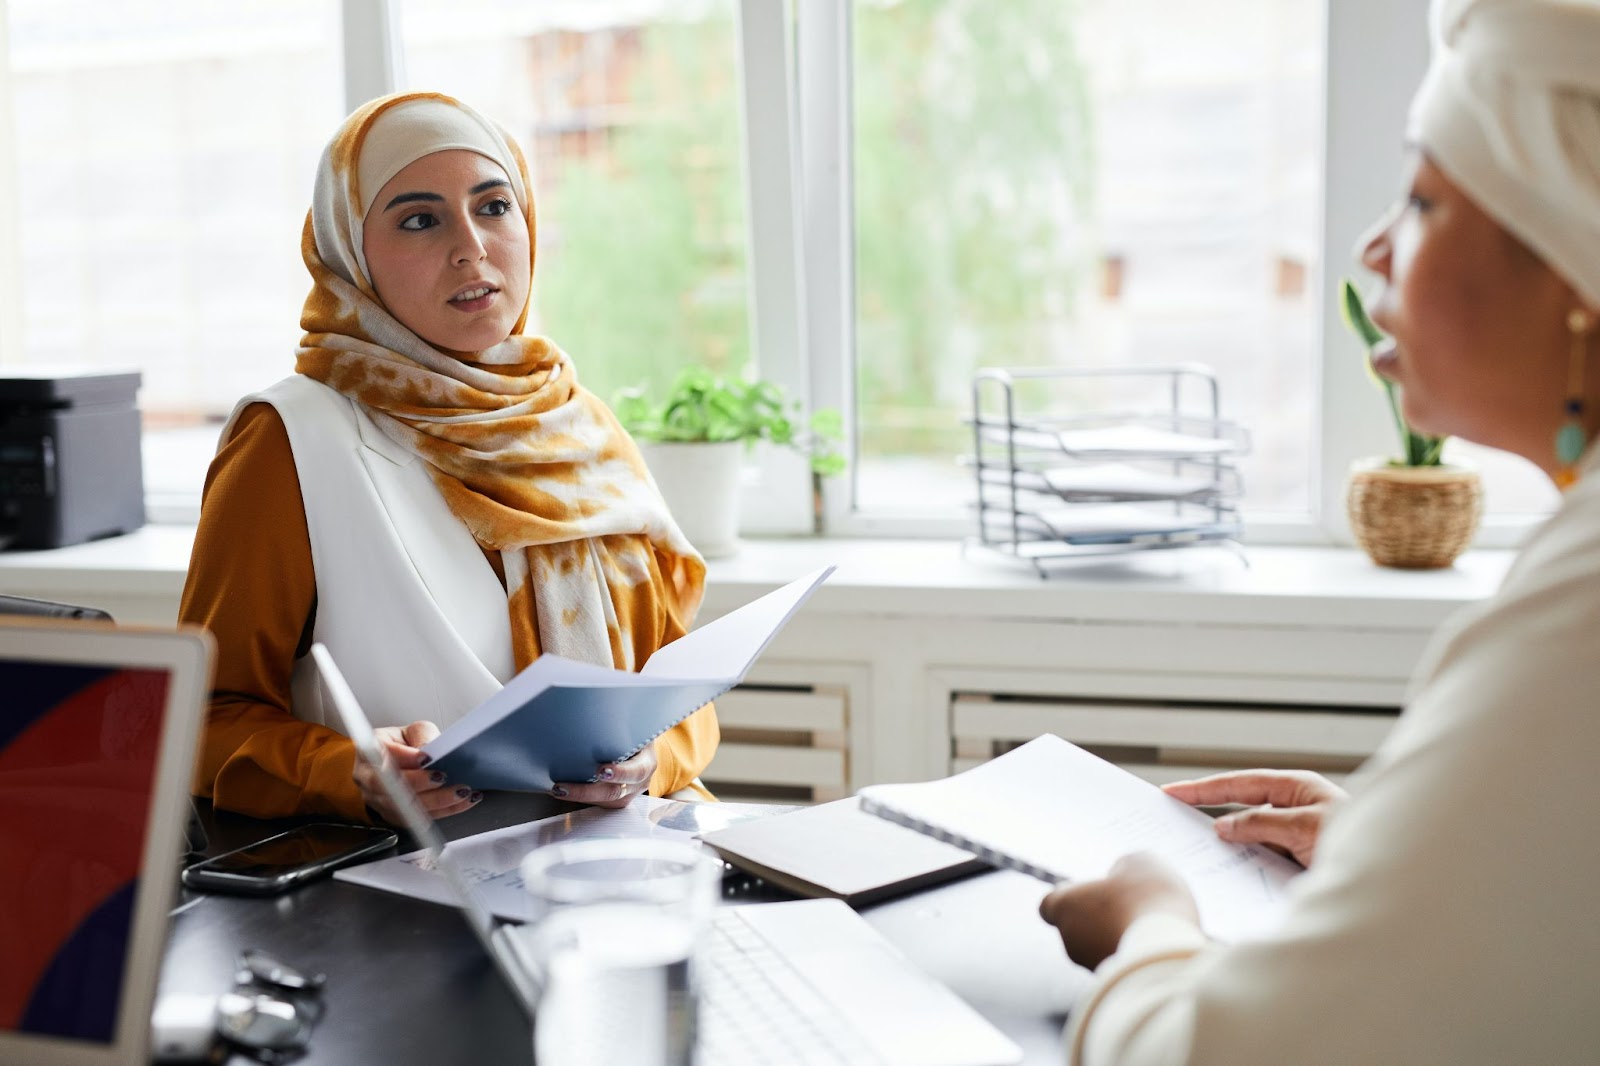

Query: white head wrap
[
  {"left": 310, "top": 95, "right": 530, "bottom": 292},
  {"left": 1408, "top": 0, "right": 1600, "bottom": 306},
  {"left": 296, "top": 92, "right": 704, "bottom": 673}
]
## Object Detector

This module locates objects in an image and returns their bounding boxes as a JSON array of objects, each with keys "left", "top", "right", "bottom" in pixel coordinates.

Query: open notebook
[
  {"left": 423, "top": 565, "right": 834, "bottom": 791},
  {"left": 858, "top": 735, "right": 1301, "bottom": 942}
]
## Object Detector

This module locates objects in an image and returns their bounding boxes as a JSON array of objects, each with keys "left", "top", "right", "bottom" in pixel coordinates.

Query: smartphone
[{"left": 181, "top": 823, "right": 398, "bottom": 896}]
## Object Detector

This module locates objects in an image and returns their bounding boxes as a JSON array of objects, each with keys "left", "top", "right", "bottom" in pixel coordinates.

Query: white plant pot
[{"left": 639, "top": 440, "right": 743, "bottom": 559}]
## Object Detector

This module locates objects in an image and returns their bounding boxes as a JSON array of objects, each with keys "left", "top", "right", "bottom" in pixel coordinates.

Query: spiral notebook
[
  {"left": 857, "top": 735, "right": 1301, "bottom": 942},
  {"left": 420, "top": 565, "right": 835, "bottom": 792}
]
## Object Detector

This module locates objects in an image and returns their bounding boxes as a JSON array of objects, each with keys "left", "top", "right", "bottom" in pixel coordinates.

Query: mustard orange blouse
[{"left": 180, "top": 402, "right": 719, "bottom": 821}]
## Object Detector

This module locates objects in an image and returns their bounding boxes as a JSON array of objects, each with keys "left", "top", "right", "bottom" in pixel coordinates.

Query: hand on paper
[
  {"left": 1162, "top": 769, "right": 1348, "bottom": 868},
  {"left": 354, "top": 720, "right": 481, "bottom": 823},
  {"left": 551, "top": 742, "right": 657, "bottom": 808},
  {"left": 1038, "top": 853, "right": 1199, "bottom": 971}
]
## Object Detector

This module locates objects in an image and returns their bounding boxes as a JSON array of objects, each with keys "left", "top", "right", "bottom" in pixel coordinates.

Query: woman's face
[
  {"left": 1358, "top": 153, "right": 1577, "bottom": 466},
  {"left": 362, "top": 149, "right": 532, "bottom": 354}
]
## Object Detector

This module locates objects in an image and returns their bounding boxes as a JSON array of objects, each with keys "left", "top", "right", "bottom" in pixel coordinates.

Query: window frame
[
  {"left": 0, "top": 4, "right": 20, "bottom": 367},
  {"left": 0, "top": 0, "right": 1552, "bottom": 546},
  {"left": 794, "top": 0, "right": 1542, "bottom": 548}
]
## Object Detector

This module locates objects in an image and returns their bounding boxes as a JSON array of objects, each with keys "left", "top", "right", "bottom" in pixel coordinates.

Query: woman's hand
[
  {"left": 1039, "top": 853, "right": 1199, "bottom": 971},
  {"left": 353, "top": 720, "right": 480, "bottom": 824},
  {"left": 1162, "top": 769, "right": 1349, "bottom": 868},
  {"left": 551, "top": 744, "right": 658, "bottom": 809}
]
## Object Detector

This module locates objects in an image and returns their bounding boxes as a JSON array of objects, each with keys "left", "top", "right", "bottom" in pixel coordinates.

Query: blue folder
[{"left": 423, "top": 565, "right": 835, "bottom": 792}]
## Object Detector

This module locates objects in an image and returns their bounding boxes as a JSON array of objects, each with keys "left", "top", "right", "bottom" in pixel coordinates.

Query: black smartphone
[{"left": 181, "top": 823, "right": 398, "bottom": 896}]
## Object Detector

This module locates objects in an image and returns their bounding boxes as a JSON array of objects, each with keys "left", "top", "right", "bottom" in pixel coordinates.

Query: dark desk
[{"left": 159, "top": 796, "right": 1086, "bottom": 1065}]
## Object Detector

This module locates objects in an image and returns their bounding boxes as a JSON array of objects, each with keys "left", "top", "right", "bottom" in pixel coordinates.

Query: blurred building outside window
[{"left": 0, "top": 0, "right": 1558, "bottom": 531}]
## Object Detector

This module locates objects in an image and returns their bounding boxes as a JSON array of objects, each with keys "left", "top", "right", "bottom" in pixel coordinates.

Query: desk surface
[{"left": 161, "top": 795, "right": 1087, "bottom": 1065}]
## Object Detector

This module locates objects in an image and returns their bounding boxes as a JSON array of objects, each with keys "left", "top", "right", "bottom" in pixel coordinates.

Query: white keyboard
[{"left": 699, "top": 908, "right": 888, "bottom": 1066}]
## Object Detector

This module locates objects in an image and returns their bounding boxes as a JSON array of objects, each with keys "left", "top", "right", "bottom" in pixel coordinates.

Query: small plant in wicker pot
[{"left": 1340, "top": 280, "right": 1483, "bottom": 568}]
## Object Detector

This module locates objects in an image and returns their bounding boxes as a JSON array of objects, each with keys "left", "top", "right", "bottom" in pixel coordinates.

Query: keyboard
[{"left": 699, "top": 908, "right": 888, "bottom": 1066}]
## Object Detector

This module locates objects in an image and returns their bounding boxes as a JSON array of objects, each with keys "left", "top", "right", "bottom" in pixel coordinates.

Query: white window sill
[{"left": 0, "top": 524, "right": 1513, "bottom": 633}]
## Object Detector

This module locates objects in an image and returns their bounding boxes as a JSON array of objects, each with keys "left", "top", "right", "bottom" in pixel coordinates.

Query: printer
[{"left": 0, "top": 369, "right": 146, "bottom": 550}]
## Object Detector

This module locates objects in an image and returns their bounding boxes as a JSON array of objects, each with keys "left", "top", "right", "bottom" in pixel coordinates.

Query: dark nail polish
[
  {"left": 599, "top": 767, "right": 616, "bottom": 781},
  {"left": 455, "top": 786, "right": 472, "bottom": 800},
  {"left": 429, "top": 771, "right": 446, "bottom": 785},
  {"left": 417, "top": 754, "right": 432, "bottom": 768},
  {"left": 551, "top": 786, "right": 569, "bottom": 798},
  {"left": 469, "top": 791, "right": 483, "bottom": 803}
]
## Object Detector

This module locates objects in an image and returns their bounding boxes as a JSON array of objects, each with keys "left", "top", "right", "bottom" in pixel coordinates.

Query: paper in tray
[{"left": 980, "top": 506, "right": 1240, "bottom": 548}]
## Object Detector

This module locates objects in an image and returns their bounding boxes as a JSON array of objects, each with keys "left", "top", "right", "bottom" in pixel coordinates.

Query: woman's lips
[
  {"left": 1369, "top": 338, "right": 1400, "bottom": 381},
  {"left": 448, "top": 286, "right": 497, "bottom": 313}
]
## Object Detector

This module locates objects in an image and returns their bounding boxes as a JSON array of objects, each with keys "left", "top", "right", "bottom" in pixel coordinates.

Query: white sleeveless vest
[{"left": 225, "top": 376, "right": 515, "bottom": 734}]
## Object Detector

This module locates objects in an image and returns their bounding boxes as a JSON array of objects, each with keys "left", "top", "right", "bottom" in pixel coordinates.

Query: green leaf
[
  {"left": 809, "top": 408, "right": 844, "bottom": 440},
  {"left": 811, "top": 453, "right": 847, "bottom": 478},
  {"left": 1340, "top": 279, "right": 1385, "bottom": 349},
  {"left": 613, "top": 366, "right": 847, "bottom": 478},
  {"left": 1341, "top": 277, "right": 1450, "bottom": 467}
]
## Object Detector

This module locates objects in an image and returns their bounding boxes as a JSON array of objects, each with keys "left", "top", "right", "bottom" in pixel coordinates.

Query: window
[
  {"left": 3, "top": 0, "right": 343, "bottom": 512},
  {"left": 398, "top": 0, "right": 753, "bottom": 408},
  {"left": 0, "top": 0, "right": 1559, "bottom": 540},
  {"left": 850, "top": 0, "right": 1321, "bottom": 519}
]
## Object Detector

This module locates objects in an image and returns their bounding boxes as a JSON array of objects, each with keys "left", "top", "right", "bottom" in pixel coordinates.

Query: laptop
[
  {"left": 312, "top": 644, "right": 1022, "bottom": 1066},
  {"left": 0, "top": 619, "right": 212, "bottom": 1066}
]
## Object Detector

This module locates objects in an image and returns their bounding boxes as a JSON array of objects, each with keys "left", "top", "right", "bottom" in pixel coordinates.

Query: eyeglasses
[{"left": 213, "top": 951, "right": 327, "bottom": 1063}]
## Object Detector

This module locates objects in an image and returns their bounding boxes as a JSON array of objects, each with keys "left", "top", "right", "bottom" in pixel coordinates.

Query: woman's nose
[
  {"left": 452, "top": 223, "right": 488, "bottom": 265},
  {"left": 1355, "top": 209, "right": 1396, "bottom": 278}
]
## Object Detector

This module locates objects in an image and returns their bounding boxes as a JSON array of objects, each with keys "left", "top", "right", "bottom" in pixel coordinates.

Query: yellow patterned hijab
[{"left": 296, "top": 91, "right": 704, "bottom": 672}]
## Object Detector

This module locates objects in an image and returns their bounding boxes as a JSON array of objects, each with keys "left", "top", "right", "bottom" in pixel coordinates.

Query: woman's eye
[
  {"left": 1407, "top": 193, "right": 1433, "bottom": 213},
  {"left": 479, "top": 198, "right": 512, "bottom": 217},
  {"left": 398, "top": 212, "right": 437, "bottom": 231}
]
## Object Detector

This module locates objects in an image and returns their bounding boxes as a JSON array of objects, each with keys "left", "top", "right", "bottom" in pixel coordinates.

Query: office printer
[{"left": 0, "top": 369, "right": 145, "bottom": 549}]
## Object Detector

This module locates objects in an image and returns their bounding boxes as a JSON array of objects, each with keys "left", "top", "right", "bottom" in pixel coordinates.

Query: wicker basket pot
[{"left": 1346, "top": 459, "right": 1482, "bottom": 569}]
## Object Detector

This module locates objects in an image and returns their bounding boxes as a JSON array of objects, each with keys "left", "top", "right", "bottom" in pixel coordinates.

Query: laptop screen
[{"left": 0, "top": 659, "right": 173, "bottom": 1046}]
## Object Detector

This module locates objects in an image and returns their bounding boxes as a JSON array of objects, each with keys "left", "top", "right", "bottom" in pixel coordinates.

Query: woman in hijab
[
  {"left": 1039, "top": 0, "right": 1600, "bottom": 1061},
  {"left": 180, "top": 93, "right": 718, "bottom": 824}
]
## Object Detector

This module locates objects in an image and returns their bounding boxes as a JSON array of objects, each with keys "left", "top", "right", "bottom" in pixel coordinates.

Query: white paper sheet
[{"left": 334, "top": 797, "right": 796, "bottom": 922}]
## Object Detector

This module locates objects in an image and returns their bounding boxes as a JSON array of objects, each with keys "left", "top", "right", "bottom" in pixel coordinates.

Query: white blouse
[{"left": 1064, "top": 446, "right": 1600, "bottom": 1065}]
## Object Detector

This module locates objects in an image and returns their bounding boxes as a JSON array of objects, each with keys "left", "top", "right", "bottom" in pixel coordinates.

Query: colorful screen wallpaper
[{"left": 0, "top": 661, "right": 170, "bottom": 1044}]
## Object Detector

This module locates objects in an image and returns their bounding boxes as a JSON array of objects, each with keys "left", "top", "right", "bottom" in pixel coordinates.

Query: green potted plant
[
  {"left": 616, "top": 368, "right": 845, "bottom": 557},
  {"left": 1340, "top": 280, "right": 1482, "bottom": 568}
]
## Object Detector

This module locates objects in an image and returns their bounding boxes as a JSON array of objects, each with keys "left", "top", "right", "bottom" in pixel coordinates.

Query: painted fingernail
[
  {"left": 417, "top": 754, "right": 432, "bottom": 768},
  {"left": 469, "top": 791, "right": 483, "bottom": 804},
  {"left": 551, "top": 786, "right": 569, "bottom": 798},
  {"left": 455, "top": 786, "right": 472, "bottom": 800},
  {"left": 599, "top": 767, "right": 616, "bottom": 781},
  {"left": 429, "top": 771, "right": 446, "bottom": 785}
]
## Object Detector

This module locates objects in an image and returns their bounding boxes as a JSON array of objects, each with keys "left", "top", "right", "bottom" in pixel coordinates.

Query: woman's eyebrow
[
  {"left": 381, "top": 179, "right": 507, "bottom": 212},
  {"left": 382, "top": 190, "right": 443, "bottom": 211}
]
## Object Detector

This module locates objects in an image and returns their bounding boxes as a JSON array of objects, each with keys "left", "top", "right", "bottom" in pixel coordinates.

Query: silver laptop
[
  {"left": 312, "top": 643, "right": 1021, "bottom": 1066},
  {"left": 0, "top": 620, "right": 212, "bottom": 1066}
]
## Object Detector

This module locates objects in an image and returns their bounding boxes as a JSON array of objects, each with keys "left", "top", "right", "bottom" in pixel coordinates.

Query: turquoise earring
[{"left": 1555, "top": 308, "right": 1593, "bottom": 490}]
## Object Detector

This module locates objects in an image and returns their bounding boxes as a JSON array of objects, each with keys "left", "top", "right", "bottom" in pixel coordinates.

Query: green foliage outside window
[{"left": 537, "top": 0, "right": 1093, "bottom": 465}]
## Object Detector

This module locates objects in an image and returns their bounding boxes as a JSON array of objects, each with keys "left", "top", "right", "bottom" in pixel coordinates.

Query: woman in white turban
[{"left": 1039, "top": 1, "right": 1600, "bottom": 1061}]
